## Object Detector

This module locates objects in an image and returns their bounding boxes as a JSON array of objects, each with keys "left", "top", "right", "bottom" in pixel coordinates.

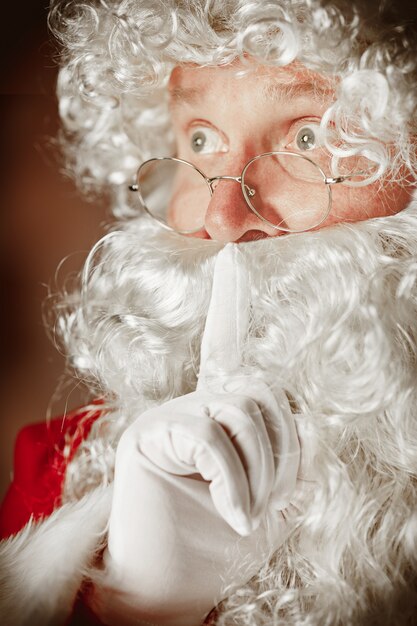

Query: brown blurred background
[{"left": 0, "top": 3, "right": 106, "bottom": 498}]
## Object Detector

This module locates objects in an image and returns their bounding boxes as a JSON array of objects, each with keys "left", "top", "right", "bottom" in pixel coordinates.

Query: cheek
[
  {"left": 167, "top": 178, "right": 211, "bottom": 231},
  {"left": 323, "top": 181, "right": 414, "bottom": 227}
]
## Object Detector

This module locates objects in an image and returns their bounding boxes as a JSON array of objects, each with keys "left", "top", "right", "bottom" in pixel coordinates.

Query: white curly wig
[
  {"left": 48, "top": 0, "right": 417, "bottom": 202},
  {"left": 44, "top": 1, "right": 417, "bottom": 625}
]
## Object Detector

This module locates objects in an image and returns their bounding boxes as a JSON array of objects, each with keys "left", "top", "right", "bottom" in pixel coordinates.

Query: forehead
[{"left": 168, "top": 61, "right": 336, "bottom": 108}]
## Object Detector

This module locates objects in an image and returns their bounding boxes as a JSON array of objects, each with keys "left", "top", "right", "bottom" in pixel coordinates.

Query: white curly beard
[
  {"left": 62, "top": 195, "right": 417, "bottom": 418},
  {"left": 59, "top": 195, "right": 417, "bottom": 625}
]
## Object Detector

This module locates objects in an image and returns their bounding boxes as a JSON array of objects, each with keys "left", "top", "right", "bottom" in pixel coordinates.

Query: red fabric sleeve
[{"left": 0, "top": 404, "right": 103, "bottom": 540}]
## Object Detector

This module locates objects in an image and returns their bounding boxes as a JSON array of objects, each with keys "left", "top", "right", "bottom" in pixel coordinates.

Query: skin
[{"left": 166, "top": 61, "right": 413, "bottom": 243}]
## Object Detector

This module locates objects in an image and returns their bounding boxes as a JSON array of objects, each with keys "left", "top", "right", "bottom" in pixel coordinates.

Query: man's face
[{"left": 166, "top": 61, "right": 413, "bottom": 243}]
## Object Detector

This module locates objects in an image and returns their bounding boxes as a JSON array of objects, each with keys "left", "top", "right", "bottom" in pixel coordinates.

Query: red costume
[
  {"left": 0, "top": 407, "right": 105, "bottom": 624},
  {"left": 0, "top": 406, "right": 102, "bottom": 540}
]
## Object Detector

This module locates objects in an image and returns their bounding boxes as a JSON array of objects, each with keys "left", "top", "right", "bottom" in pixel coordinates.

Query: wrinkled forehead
[{"left": 168, "top": 60, "right": 337, "bottom": 108}]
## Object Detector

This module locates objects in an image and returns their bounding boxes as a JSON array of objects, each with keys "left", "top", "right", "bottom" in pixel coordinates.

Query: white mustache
[{"left": 57, "top": 200, "right": 417, "bottom": 419}]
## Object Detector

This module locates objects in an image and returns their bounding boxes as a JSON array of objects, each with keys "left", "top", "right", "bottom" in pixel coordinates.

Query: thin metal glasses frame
[{"left": 129, "top": 152, "right": 363, "bottom": 234}]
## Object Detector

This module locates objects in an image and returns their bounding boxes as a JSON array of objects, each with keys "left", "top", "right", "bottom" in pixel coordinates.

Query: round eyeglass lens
[
  {"left": 136, "top": 158, "right": 211, "bottom": 233},
  {"left": 242, "top": 152, "right": 331, "bottom": 232}
]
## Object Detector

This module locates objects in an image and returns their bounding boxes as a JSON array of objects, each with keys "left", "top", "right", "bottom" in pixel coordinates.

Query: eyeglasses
[{"left": 129, "top": 152, "right": 366, "bottom": 234}]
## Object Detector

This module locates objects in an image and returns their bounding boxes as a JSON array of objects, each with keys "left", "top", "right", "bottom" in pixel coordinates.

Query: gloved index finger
[{"left": 197, "top": 243, "right": 250, "bottom": 391}]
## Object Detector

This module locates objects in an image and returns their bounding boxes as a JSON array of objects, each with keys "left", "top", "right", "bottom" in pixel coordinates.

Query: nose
[{"left": 204, "top": 178, "right": 279, "bottom": 243}]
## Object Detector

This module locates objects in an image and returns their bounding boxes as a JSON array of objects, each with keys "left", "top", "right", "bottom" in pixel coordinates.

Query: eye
[
  {"left": 190, "top": 126, "right": 228, "bottom": 154},
  {"left": 294, "top": 124, "right": 321, "bottom": 152}
]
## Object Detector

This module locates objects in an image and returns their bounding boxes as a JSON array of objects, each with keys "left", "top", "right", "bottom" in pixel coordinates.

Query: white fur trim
[{"left": 0, "top": 486, "right": 112, "bottom": 626}]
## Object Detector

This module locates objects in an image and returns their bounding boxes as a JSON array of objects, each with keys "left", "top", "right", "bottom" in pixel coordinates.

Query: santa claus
[{"left": 1, "top": 0, "right": 417, "bottom": 625}]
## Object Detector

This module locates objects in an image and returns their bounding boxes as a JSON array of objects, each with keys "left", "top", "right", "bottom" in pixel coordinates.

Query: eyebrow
[
  {"left": 169, "top": 86, "right": 205, "bottom": 107},
  {"left": 262, "top": 79, "right": 335, "bottom": 104},
  {"left": 169, "top": 78, "right": 335, "bottom": 108}
]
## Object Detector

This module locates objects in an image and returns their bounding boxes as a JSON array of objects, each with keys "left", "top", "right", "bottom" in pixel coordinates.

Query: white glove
[{"left": 89, "top": 379, "right": 300, "bottom": 626}]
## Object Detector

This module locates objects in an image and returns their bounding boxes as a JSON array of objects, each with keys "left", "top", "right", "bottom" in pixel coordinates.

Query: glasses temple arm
[{"left": 325, "top": 171, "right": 368, "bottom": 185}]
